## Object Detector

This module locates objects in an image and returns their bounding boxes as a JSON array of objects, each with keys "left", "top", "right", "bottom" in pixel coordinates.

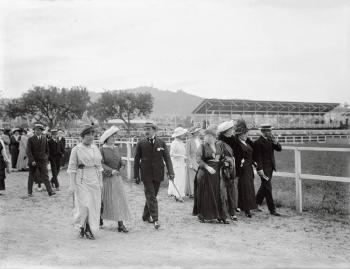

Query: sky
[{"left": 0, "top": 0, "right": 349, "bottom": 103}]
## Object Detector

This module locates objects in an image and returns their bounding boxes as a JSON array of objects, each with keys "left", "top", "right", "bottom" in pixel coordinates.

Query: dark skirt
[
  {"left": 193, "top": 162, "right": 225, "bottom": 220},
  {"left": 238, "top": 164, "right": 257, "bottom": 211},
  {"left": 0, "top": 158, "right": 6, "bottom": 190}
]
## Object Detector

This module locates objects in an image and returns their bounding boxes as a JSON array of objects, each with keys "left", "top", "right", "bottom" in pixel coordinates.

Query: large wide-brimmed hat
[
  {"left": 171, "top": 127, "right": 188, "bottom": 138},
  {"left": 259, "top": 123, "right": 274, "bottom": 131},
  {"left": 99, "top": 126, "right": 120, "bottom": 144},
  {"left": 234, "top": 119, "right": 249, "bottom": 135},
  {"left": 204, "top": 125, "right": 217, "bottom": 137},
  {"left": 188, "top": 126, "right": 202, "bottom": 134},
  {"left": 80, "top": 124, "right": 96, "bottom": 137},
  {"left": 143, "top": 121, "right": 157, "bottom": 130},
  {"left": 33, "top": 124, "right": 45, "bottom": 130},
  {"left": 217, "top": 120, "right": 234, "bottom": 134}
]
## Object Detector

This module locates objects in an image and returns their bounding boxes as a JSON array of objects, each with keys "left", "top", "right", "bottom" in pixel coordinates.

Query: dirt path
[{"left": 1, "top": 171, "right": 350, "bottom": 269}]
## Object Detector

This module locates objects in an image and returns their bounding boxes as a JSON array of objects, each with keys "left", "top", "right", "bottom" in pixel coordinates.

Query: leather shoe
[
  {"left": 153, "top": 221, "right": 160, "bottom": 229},
  {"left": 270, "top": 211, "right": 281, "bottom": 216},
  {"left": 142, "top": 217, "right": 153, "bottom": 223},
  {"left": 49, "top": 191, "right": 56, "bottom": 197}
]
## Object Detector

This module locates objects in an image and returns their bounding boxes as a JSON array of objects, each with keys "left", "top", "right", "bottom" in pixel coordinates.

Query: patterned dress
[
  {"left": 67, "top": 143, "right": 103, "bottom": 233},
  {"left": 100, "top": 146, "right": 131, "bottom": 222}
]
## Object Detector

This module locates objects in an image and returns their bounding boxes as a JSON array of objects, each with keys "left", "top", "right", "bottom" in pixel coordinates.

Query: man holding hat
[
  {"left": 48, "top": 129, "right": 65, "bottom": 191},
  {"left": 253, "top": 124, "right": 282, "bottom": 216},
  {"left": 134, "top": 122, "right": 175, "bottom": 229},
  {"left": 27, "top": 124, "right": 55, "bottom": 197}
]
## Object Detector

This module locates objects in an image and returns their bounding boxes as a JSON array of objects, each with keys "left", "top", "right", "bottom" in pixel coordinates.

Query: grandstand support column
[{"left": 294, "top": 148, "right": 303, "bottom": 214}]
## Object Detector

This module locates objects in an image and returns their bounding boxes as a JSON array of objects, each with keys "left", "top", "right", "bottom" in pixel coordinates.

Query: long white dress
[
  {"left": 168, "top": 138, "right": 187, "bottom": 198},
  {"left": 67, "top": 143, "right": 103, "bottom": 233}
]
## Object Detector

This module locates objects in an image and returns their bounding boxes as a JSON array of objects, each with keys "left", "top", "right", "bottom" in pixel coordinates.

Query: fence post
[
  {"left": 126, "top": 140, "right": 132, "bottom": 180},
  {"left": 294, "top": 148, "right": 302, "bottom": 214}
]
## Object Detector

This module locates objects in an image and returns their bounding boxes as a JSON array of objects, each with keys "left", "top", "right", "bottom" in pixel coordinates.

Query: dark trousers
[
  {"left": 142, "top": 180, "right": 161, "bottom": 222},
  {"left": 11, "top": 149, "right": 19, "bottom": 168},
  {"left": 50, "top": 156, "right": 62, "bottom": 188},
  {"left": 28, "top": 163, "right": 53, "bottom": 195},
  {"left": 256, "top": 168, "right": 276, "bottom": 213}
]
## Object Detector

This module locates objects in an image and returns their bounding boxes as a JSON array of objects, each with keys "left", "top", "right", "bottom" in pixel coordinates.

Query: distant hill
[{"left": 89, "top": 87, "right": 203, "bottom": 117}]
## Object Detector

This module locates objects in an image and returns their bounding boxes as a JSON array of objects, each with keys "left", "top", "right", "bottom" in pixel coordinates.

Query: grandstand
[{"left": 191, "top": 99, "right": 343, "bottom": 130}]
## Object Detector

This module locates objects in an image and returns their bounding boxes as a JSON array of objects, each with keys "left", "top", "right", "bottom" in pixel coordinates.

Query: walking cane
[{"left": 168, "top": 173, "right": 184, "bottom": 202}]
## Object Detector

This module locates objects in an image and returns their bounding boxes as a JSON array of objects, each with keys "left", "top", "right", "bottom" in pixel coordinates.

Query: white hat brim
[
  {"left": 171, "top": 129, "right": 188, "bottom": 138},
  {"left": 100, "top": 126, "right": 120, "bottom": 143}
]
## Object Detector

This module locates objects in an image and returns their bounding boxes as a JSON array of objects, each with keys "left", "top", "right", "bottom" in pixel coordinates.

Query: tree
[
  {"left": 5, "top": 86, "right": 91, "bottom": 128},
  {"left": 90, "top": 90, "right": 153, "bottom": 136}
]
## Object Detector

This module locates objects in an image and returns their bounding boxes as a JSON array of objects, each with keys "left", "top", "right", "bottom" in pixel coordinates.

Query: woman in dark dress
[
  {"left": 193, "top": 127, "right": 229, "bottom": 224},
  {"left": 0, "top": 140, "right": 10, "bottom": 195},
  {"left": 230, "top": 120, "right": 257, "bottom": 218},
  {"left": 217, "top": 120, "right": 238, "bottom": 221}
]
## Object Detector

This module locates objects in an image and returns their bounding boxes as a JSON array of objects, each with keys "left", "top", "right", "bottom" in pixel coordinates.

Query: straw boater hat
[
  {"left": 100, "top": 126, "right": 120, "bottom": 144},
  {"left": 234, "top": 119, "right": 249, "bottom": 135},
  {"left": 33, "top": 124, "right": 45, "bottom": 130},
  {"left": 171, "top": 127, "right": 188, "bottom": 138},
  {"left": 80, "top": 124, "right": 96, "bottom": 137},
  {"left": 11, "top": 127, "right": 21, "bottom": 134},
  {"left": 50, "top": 129, "right": 58, "bottom": 134},
  {"left": 259, "top": 123, "right": 274, "bottom": 131},
  {"left": 217, "top": 120, "right": 234, "bottom": 134},
  {"left": 143, "top": 122, "right": 157, "bottom": 130}
]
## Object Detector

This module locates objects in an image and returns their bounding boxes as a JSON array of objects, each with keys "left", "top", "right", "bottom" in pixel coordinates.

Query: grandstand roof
[{"left": 192, "top": 99, "right": 339, "bottom": 115}]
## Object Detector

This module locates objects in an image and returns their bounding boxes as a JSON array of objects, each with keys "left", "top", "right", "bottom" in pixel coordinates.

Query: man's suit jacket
[
  {"left": 134, "top": 137, "right": 174, "bottom": 182},
  {"left": 26, "top": 135, "right": 49, "bottom": 165},
  {"left": 253, "top": 136, "right": 282, "bottom": 172},
  {"left": 48, "top": 137, "right": 65, "bottom": 160}
]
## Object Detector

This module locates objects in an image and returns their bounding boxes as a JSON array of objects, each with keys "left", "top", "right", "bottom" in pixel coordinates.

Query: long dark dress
[
  {"left": 193, "top": 143, "right": 227, "bottom": 220},
  {"left": 0, "top": 142, "right": 7, "bottom": 191},
  {"left": 237, "top": 141, "right": 257, "bottom": 211}
]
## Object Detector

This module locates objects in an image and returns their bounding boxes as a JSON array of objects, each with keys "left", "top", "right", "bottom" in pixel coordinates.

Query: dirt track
[{"left": 1, "top": 171, "right": 350, "bottom": 269}]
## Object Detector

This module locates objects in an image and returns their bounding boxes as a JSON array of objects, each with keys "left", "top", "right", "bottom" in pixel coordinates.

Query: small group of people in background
[
  {"left": 165, "top": 119, "right": 282, "bottom": 224},
  {"left": 0, "top": 124, "right": 66, "bottom": 196}
]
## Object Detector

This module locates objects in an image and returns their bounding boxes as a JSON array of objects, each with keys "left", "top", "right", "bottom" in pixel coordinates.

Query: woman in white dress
[
  {"left": 16, "top": 130, "right": 29, "bottom": 171},
  {"left": 185, "top": 127, "right": 202, "bottom": 198},
  {"left": 168, "top": 127, "right": 188, "bottom": 201},
  {"left": 67, "top": 124, "right": 103, "bottom": 240}
]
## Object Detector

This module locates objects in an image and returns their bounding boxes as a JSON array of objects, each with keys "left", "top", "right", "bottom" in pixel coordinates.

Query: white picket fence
[{"left": 65, "top": 137, "right": 350, "bottom": 214}]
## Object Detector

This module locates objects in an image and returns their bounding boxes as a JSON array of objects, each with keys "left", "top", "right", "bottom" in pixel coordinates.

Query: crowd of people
[
  {"left": 0, "top": 125, "right": 66, "bottom": 196},
  {"left": 0, "top": 119, "right": 283, "bottom": 240}
]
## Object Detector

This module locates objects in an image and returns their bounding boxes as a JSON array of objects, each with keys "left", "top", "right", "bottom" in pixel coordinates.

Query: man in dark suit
[
  {"left": 48, "top": 129, "right": 65, "bottom": 191},
  {"left": 9, "top": 128, "right": 21, "bottom": 169},
  {"left": 253, "top": 124, "right": 282, "bottom": 216},
  {"left": 134, "top": 122, "right": 175, "bottom": 229},
  {"left": 27, "top": 124, "right": 55, "bottom": 197},
  {"left": 57, "top": 129, "right": 66, "bottom": 167}
]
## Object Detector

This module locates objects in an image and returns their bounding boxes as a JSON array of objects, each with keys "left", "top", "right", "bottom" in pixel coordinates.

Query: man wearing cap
[
  {"left": 134, "top": 122, "right": 175, "bottom": 229},
  {"left": 27, "top": 124, "right": 55, "bottom": 197},
  {"left": 253, "top": 124, "right": 282, "bottom": 216},
  {"left": 48, "top": 129, "right": 65, "bottom": 191}
]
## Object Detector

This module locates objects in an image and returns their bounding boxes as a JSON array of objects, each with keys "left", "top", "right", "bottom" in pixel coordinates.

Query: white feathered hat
[
  {"left": 100, "top": 126, "right": 120, "bottom": 144},
  {"left": 217, "top": 120, "right": 234, "bottom": 134},
  {"left": 171, "top": 127, "right": 188, "bottom": 138}
]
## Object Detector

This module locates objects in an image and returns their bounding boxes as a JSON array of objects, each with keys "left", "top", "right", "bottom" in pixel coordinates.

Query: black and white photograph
[{"left": 0, "top": 0, "right": 350, "bottom": 268}]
